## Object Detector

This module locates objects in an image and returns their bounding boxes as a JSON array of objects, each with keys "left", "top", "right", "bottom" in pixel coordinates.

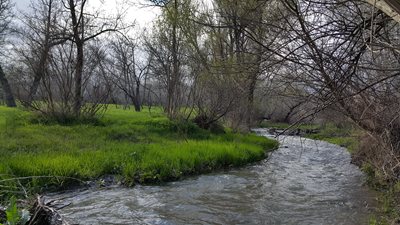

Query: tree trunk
[
  {"left": 73, "top": 41, "right": 84, "bottom": 116},
  {"left": 134, "top": 81, "right": 141, "bottom": 112},
  {"left": 169, "top": 0, "right": 179, "bottom": 118},
  {"left": 0, "top": 64, "right": 16, "bottom": 107},
  {"left": 246, "top": 0, "right": 264, "bottom": 128},
  {"left": 69, "top": 0, "right": 84, "bottom": 116},
  {"left": 246, "top": 76, "right": 257, "bottom": 127},
  {"left": 27, "top": 48, "right": 49, "bottom": 105}
]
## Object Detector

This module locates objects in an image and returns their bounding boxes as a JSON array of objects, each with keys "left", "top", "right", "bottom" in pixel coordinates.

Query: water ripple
[{"left": 50, "top": 130, "right": 376, "bottom": 225}]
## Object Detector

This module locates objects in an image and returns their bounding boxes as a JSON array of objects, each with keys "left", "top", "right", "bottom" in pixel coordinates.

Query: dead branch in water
[{"left": 28, "top": 195, "right": 71, "bottom": 225}]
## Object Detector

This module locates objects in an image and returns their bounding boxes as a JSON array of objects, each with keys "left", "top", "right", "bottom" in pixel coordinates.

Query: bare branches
[
  {"left": 0, "top": 0, "right": 16, "bottom": 107},
  {"left": 103, "top": 34, "right": 151, "bottom": 111}
]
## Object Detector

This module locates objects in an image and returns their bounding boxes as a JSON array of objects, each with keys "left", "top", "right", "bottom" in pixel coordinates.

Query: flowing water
[{"left": 50, "top": 129, "right": 376, "bottom": 225}]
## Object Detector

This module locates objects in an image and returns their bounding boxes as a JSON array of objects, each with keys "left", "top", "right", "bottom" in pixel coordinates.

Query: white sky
[{"left": 12, "top": 0, "right": 161, "bottom": 30}]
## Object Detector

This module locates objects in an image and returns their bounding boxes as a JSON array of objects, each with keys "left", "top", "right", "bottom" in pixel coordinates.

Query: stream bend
[{"left": 51, "top": 129, "right": 376, "bottom": 225}]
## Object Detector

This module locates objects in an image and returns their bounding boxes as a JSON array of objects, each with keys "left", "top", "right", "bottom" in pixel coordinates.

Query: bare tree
[
  {"left": 62, "top": 0, "right": 122, "bottom": 116},
  {"left": 17, "top": 0, "right": 67, "bottom": 105},
  {"left": 0, "top": 0, "right": 16, "bottom": 107},
  {"left": 14, "top": 0, "right": 124, "bottom": 119},
  {"left": 146, "top": 0, "right": 193, "bottom": 118},
  {"left": 104, "top": 35, "right": 151, "bottom": 111},
  {"left": 266, "top": 0, "right": 400, "bottom": 181},
  {"left": 145, "top": 8, "right": 178, "bottom": 117},
  {"left": 189, "top": 0, "right": 282, "bottom": 130}
]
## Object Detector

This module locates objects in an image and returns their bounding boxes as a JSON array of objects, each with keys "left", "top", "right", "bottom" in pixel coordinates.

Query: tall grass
[{"left": 0, "top": 106, "right": 277, "bottom": 200}]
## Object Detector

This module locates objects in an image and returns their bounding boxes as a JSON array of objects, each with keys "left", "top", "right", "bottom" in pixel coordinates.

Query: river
[{"left": 49, "top": 129, "right": 376, "bottom": 225}]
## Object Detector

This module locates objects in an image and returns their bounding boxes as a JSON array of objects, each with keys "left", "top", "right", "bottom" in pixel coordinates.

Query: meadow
[{"left": 0, "top": 106, "right": 278, "bottom": 199}]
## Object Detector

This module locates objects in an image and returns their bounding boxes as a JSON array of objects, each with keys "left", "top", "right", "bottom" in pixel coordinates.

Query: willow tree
[
  {"left": 199, "top": 0, "right": 276, "bottom": 129},
  {"left": 146, "top": 0, "right": 192, "bottom": 118}
]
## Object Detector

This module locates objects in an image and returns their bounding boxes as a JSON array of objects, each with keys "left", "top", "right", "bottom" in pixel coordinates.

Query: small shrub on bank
[
  {"left": 0, "top": 197, "right": 29, "bottom": 225},
  {"left": 192, "top": 114, "right": 225, "bottom": 134}
]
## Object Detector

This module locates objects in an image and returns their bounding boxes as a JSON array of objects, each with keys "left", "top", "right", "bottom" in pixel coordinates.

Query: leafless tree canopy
[{"left": 0, "top": 0, "right": 16, "bottom": 107}]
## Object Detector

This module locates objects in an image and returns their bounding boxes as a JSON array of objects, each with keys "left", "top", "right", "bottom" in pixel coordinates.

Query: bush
[{"left": 193, "top": 114, "right": 225, "bottom": 133}]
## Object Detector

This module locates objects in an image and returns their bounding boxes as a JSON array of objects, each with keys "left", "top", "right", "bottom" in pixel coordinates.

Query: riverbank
[
  {"left": 48, "top": 131, "right": 376, "bottom": 225},
  {"left": 0, "top": 106, "right": 278, "bottom": 202},
  {"left": 305, "top": 126, "right": 399, "bottom": 225}
]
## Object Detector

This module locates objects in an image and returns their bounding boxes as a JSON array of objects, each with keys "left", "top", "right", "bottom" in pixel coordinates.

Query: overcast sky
[{"left": 11, "top": 0, "right": 161, "bottom": 29}]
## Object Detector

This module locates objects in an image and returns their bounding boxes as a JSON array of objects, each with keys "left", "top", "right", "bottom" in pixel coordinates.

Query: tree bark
[
  {"left": 168, "top": 0, "right": 179, "bottom": 118},
  {"left": 0, "top": 64, "right": 16, "bottom": 107},
  {"left": 27, "top": 46, "right": 50, "bottom": 105},
  {"left": 73, "top": 41, "right": 84, "bottom": 116},
  {"left": 69, "top": 0, "right": 85, "bottom": 116},
  {"left": 134, "top": 81, "right": 141, "bottom": 112},
  {"left": 246, "top": 0, "right": 265, "bottom": 128}
]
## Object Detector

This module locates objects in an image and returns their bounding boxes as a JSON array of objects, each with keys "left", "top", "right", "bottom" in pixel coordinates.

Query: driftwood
[{"left": 27, "top": 195, "right": 70, "bottom": 225}]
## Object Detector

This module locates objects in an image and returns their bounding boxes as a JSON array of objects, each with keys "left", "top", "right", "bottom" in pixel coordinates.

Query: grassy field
[{"left": 0, "top": 106, "right": 278, "bottom": 199}]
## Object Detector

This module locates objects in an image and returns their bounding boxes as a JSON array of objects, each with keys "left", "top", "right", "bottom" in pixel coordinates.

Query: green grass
[
  {"left": 304, "top": 123, "right": 359, "bottom": 153},
  {"left": 258, "top": 120, "right": 320, "bottom": 130},
  {"left": 368, "top": 184, "right": 400, "bottom": 225},
  {"left": 0, "top": 106, "right": 278, "bottom": 199}
]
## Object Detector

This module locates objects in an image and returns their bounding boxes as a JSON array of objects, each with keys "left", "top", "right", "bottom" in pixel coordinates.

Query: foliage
[
  {"left": 367, "top": 184, "right": 400, "bottom": 225},
  {"left": 0, "top": 196, "right": 29, "bottom": 225}
]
